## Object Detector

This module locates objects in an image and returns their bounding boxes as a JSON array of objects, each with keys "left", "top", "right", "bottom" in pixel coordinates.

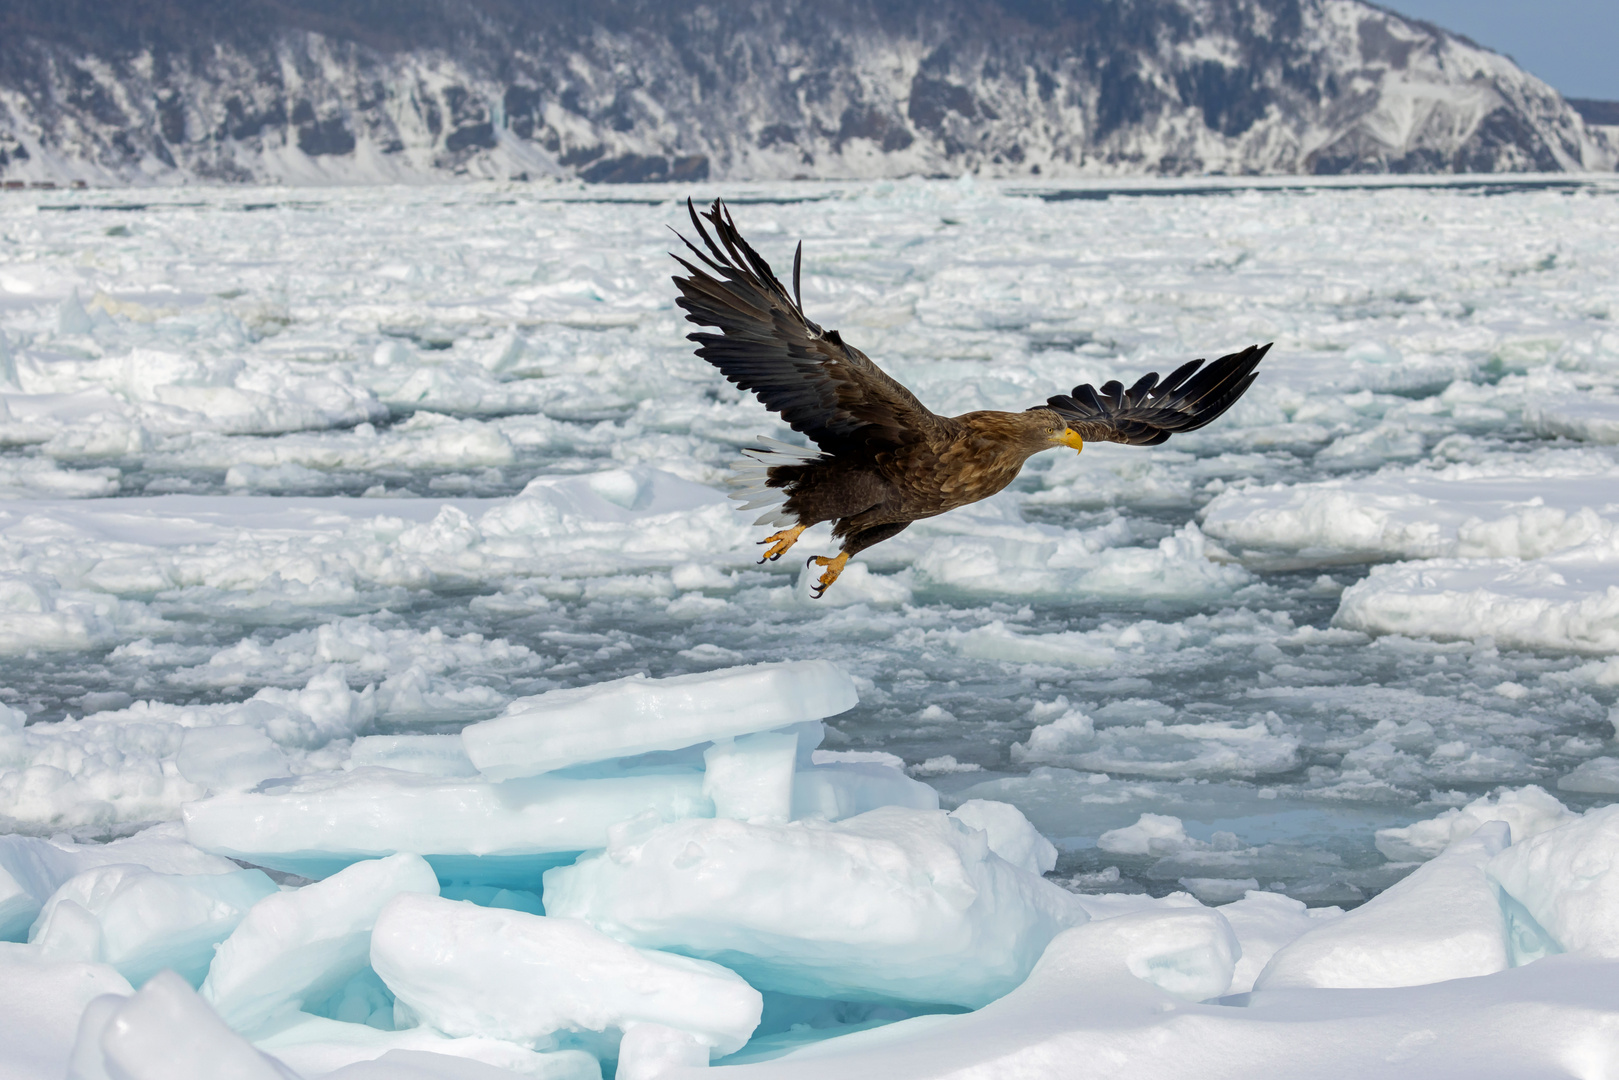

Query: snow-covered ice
[
  {"left": 370, "top": 894, "right": 763, "bottom": 1056},
  {"left": 543, "top": 806, "right": 1087, "bottom": 1008},
  {"left": 3, "top": 177, "right": 1619, "bottom": 1076}
]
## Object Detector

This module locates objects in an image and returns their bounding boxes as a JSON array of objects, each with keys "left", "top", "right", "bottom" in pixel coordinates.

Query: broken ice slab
[
  {"left": 460, "top": 660, "right": 858, "bottom": 780},
  {"left": 30, "top": 863, "right": 278, "bottom": 987},
  {"left": 543, "top": 806, "right": 1086, "bottom": 1009},
  {"left": 0, "top": 823, "right": 245, "bottom": 943},
  {"left": 347, "top": 734, "right": 479, "bottom": 778},
  {"left": 371, "top": 894, "right": 762, "bottom": 1056},
  {"left": 182, "top": 767, "right": 712, "bottom": 889},
  {"left": 201, "top": 853, "right": 441, "bottom": 1033}
]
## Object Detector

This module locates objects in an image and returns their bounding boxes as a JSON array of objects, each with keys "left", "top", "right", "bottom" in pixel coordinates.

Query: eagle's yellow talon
[
  {"left": 757, "top": 524, "right": 807, "bottom": 563},
  {"left": 807, "top": 552, "right": 850, "bottom": 598}
]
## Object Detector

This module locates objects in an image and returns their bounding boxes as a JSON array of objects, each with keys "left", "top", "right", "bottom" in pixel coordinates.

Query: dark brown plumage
[{"left": 671, "top": 198, "right": 1269, "bottom": 597}]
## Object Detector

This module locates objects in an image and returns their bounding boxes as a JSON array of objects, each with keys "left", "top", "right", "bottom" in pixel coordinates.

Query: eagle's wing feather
[
  {"left": 1042, "top": 343, "right": 1270, "bottom": 447},
  {"left": 672, "top": 199, "right": 943, "bottom": 454}
]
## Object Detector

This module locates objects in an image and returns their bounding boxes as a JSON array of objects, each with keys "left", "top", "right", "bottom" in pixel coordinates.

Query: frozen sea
[{"left": 3, "top": 175, "right": 1619, "bottom": 909}]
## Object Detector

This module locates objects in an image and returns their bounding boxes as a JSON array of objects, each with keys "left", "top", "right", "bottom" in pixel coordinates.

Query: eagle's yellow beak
[{"left": 1057, "top": 428, "right": 1084, "bottom": 453}]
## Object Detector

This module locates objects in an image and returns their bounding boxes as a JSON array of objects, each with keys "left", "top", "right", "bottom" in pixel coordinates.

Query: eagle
[{"left": 671, "top": 199, "right": 1268, "bottom": 598}]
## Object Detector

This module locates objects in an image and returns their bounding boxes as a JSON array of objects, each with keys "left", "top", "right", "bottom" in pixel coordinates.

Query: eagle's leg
[
  {"left": 757, "top": 523, "right": 807, "bottom": 563},
  {"left": 807, "top": 552, "right": 850, "bottom": 599}
]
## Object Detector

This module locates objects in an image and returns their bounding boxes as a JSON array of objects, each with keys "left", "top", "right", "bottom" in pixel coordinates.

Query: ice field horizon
[{"left": 4, "top": 175, "right": 1619, "bottom": 1077}]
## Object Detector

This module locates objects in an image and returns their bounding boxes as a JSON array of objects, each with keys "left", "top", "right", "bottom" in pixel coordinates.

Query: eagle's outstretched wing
[
  {"left": 1040, "top": 343, "right": 1270, "bottom": 446},
  {"left": 671, "top": 199, "right": 945, "bottom": 456}
]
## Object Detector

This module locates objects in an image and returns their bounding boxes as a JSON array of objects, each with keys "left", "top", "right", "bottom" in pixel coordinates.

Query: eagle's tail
[{"left": 726, "top": 436, "right": 825, "bottom": 527}]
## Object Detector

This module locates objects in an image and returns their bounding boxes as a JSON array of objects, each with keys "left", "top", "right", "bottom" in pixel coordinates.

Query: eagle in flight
[{"left": 672, "top": 199, "right": 1268, "bottom": 597}]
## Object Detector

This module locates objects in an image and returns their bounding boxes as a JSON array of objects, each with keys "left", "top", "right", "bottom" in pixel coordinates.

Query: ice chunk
[
  {"left": 791, "top": 761, "right": 941, "bottom": 821},
  {"left": 1558, "top": 756, "right": 1619, "bottom": 795},
  {"left": 1098, "top": 813, "right": 1196, "bottom": 856},
  {"left": 1335, "top": 548, "right": 1619, "bottom": 654},
  {"left": 71, "top": 970, "right": 297, "bottom": 1080},
  {"left": 1218, "top": 890, "right": 1343, "bottom": 995},
  {"left": 201, "top": 853, "right": 440, "bottom": 1032},
  {"left": 348, "top": 735, "right": 479, "bottom": 777},
  {"left": 1, "top": 954, "right": 131, "bottom": 1080},
  {"left": 30, "top": 864, "right": 278, "bottom": 985},
  {"left": 183, "top": 767, "right": 712, "bottom": 886},
  {"left": 460, "top": 660, "right": 858, "bottom": 779},
  {"left": 1257, "top": 823, "right": 1511, "bottom": 990},
  {"left": 616, "top": 1024, "right": 709, "bottom": 1080},
  {"left": 543, "top": 807, "right": 1087, "bottom": 1008},
  {"left": 0, "top": 861, "right": 34, "bottom": 942},
  {"left": 177, "top": 725, "right": 291, "bottom": 791},
  {"left": 0, "top": 824, "right": 244, "bottom": 942},
  {"left": 1009, "top": 708, "right": 1095, "bottom": 762},
  {"left": 948, "top": 800, "right": 1058, "bottom": 876},
  {"left": 1374, "top": 785, "right": 1575, "bottom": 861},
  {"left": 1489, "top": 804, "right": 1619, "bottom": 956},
  {"left": 704, "top": 732, "right": 798, "bottom": 822},
  {"left": 371, "top": 894, "right": 762, "bottom": 1055}
]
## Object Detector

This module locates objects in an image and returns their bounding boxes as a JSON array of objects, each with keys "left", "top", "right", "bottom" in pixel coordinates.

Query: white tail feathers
[{"left": 725, "top": 435, "right": 824, "bottom": 528}]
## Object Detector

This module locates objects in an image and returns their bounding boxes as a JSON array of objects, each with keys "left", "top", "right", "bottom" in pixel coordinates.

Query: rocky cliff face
[{"left": 0, "top": 0, "right": 1611, "bottom": 185}]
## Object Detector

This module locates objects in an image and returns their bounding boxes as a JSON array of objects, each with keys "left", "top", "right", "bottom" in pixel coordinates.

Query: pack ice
[{"left": 2, "top": 659, "right": 1617, "bottom": 1077}]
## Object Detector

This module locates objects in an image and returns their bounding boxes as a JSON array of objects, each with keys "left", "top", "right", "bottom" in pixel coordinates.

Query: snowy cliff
[{"left": 0, "top": 0, "right": 1612, "bottom": 185}]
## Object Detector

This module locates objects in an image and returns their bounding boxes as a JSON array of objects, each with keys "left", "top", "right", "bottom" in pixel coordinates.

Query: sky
[{"left": 1383, "top": 0, "right": 1618, "bottom": 100}]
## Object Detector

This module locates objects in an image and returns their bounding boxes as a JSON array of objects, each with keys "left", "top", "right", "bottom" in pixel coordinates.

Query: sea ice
[
  {"left": 1373, "top": 785, "right": 1575, "bottom": 861},
  {"left": 248, "top": 1011, "right": 599, "bottom": 1078},
  {"left": 69, "top": 970, "right": 298, "bottom": 1080},
  {"left": 316, "top": 1047, "right": 600, "bottom": 1080},
  {"left": 543, "top": 806, "right": 1086, "bottom": 1008},
  {"left": 176, "top": 726, "right": 291, "bottom": 791},
  {"left": 1256, "top": 823, "right": 1511, "bottom": 990},
  {"left": 1559, "top": 757, "right": 1619, "bottom": 795},
  {"left": 790, "top": 761, "right": 940, "bottom": 821},
  {"left": 29, "top": 863, "right": 278, "bottom": 985},
  {"left": 370, "top": 894, "right": 763, "bottom": 1055},
  {"left": 947, "top": 800, "right": 1058, "bottom": 876},
  {"left": 703, "top": 733, "right": 799, "bottom": 822},
  {"left": 0, "top": 824, "right": 244, "bottom": 941},
  {"left": 1217, "top": 890, "right": 1343, "bottom": 995},
  {"left": 1489, "top": 804, "right": 1619, "bottom": 957},
  {"left": 182, "top": 767, "right": 712, "bottom": 886},
  {"left": 460, "top": 660, "right": 858, "bottom": 779},
  {"left": 201, "top": 853, "right": 440, "bottom": 1032},
  {"left": 0, "top": 953, "right": 132, "bottom": 1080}
]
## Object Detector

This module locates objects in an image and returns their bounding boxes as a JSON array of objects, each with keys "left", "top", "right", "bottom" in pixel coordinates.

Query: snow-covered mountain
[{"left": 0, "top": 0, "right": 1612, "bottom": 185}]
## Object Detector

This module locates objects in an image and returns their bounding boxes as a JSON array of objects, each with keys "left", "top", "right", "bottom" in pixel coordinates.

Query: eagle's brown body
[
  {"left": 671, "top": 199, "right": 1268, "bottom": 596},
  {"left": 775, "top": 410, "right": 1066, "bottom": 555}
]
